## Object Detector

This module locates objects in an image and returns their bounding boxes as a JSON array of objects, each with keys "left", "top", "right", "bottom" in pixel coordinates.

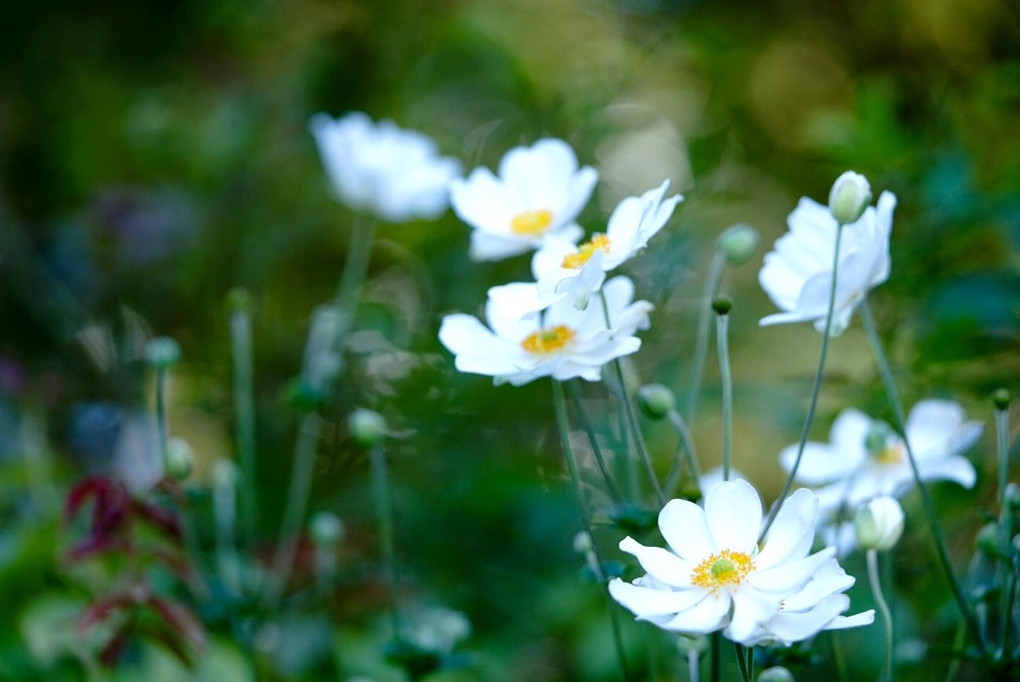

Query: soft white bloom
[
  {"left": 528, "top": 180, "right": 682, "bottom": 310},
  {"left": 779, "top": 399, "right": 981, "bottom": 517},
  {"left": 759, "top": 190, "right": 896, "bottom": 334},
  {"left": 854, "top": 496, "right": 905, "bottom": 552},
  {"left": 309, "top": 112, "right": 461, "bottom": 222},
  {"left": 828, "top": 171, "right": 873, "bottom": 225},
  {"left": 438, "top": 276, "right": 651, "bottom": 386},
  {"left": 449, "top": 139, "right": 598, "bottom": 261},
  {"left": 608, "top": 480, "right": 871, "bottom": 645}
]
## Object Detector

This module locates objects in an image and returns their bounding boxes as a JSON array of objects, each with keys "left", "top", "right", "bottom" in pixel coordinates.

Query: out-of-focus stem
[
  {"left": 686, "top": 251, "right": 727, "bottom": 422},
  {"left": 229, "top": 296, "right": 259, "bottom": 549},
  {"left": 867, "top": 549, "right": 894, "bottom": 682}
]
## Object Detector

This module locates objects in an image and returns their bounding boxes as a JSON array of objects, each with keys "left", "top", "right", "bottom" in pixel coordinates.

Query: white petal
[
  {"left": 755, "top": 488, "right": 817, "bottom": 570},
  {"left": 728, "top": 588, "right": 783, "bottom": 645},
  {"left": 659, "top": 498, "right": 717, "bottom": 563},
  {"left": 704, "top": 479, "right": 762, "bottom": 554},
  {"left": 619, "top": 537, "right": 693, "bottom": 587},
  {"left": 658, "top": 592, "right": 731, "bottom": 634},
  {"left": 779, "top": 442, "right": 858, "bottom": 485},
  {"left": 607, "top": 579, "right": 705, "bottom": 618},
  {"left": 917, "top": 455, "right": 977, "bottom": 489}
]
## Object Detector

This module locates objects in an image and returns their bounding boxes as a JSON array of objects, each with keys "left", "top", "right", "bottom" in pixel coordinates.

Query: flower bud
[
  {"left": 637, "top": 383, "right": 676, "bottom": 419},
  {"left": 716, "top": 224, "right": 760, "bottom": 266},
  {"left": 993, "top": 388, "right": 1012, "bottom": 411},
  {"left": 828, "top": 171, "right": 872, "bottom": 225},
  {"left": 711, "top": 295, "right": 732, "bottom": 316},
  {"left": 309, "top": 511, "right": 345, "bottom": 547},
  {"left": 227, "top": 287, "right": 253, "bottom": 313},
  {"left": 757, "top": 666, "right": 795, "bottom": 682},
  {"left": 349, "top": 408, "right": 387, "bottom": 447},
  {"left": 854, "top": 496, "right": 904, "bottom": 551},
  {"left": 164, "top": 437, "right": 194, "bottom": 481},
  {"left": 145, "top": 337, "right": 181, "bottom": 369},
  {"left": 676, "top": 634, "right": 708, "bottom": 656},
  {"left": 976, "top": 522, "right": 999, "bottom": 557},
  {"left": 1006, "top": 482, "right": 1020, "bottom": 512},
  {"left": 572, "top": 530, "right": 593, "bottom": 555},
  {"left": 211, "top": 458, "right": 239, "bottom": 489}
]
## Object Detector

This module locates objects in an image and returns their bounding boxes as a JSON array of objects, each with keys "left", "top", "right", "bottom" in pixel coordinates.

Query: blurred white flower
[
  {"left": 438, "top": 276, "right": 651, "bottom": 386},
  {"left": 779, "top": 399, "right": 981, "bottom": 517},
  {"left": 309, "top": 112, "right": 461, "bottom": 222},
  {"left": 759, "top": 191, "right": 896, "bottom": 334},
  {"left": 449, "top": 139, "right": 598, "bottom": 261},
  {"left": 608, "top": 480, "right": 870, "bottom": 645},
  {"left": 529, "top": 180, "right": 682, "bottom": 310}
]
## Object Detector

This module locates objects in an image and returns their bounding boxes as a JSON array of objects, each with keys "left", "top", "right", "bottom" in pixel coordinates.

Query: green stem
[
  {"left": 943, "top": 620, "right": 966, "bottom": 682},
  {"left": 687, "top": 646, "right": 700, "bottom": 682},
  {"left": 665, "top": 408, "right": 701, "bottom": 496},
  {"left": 229, "top": 301, "right": 259, "bottom": 551},
  {"left": 996, "top": 404, "right": 1015, "bottom": 664},
  {"left": 734, "top": 643, "right": 752, "bottom": 682},
  {"left": 567, "top": 381, "right": 623, "bottom": 503},
  {"left": 716, "top": 312, "right": 733, "bottom": 482},
  {"left": 552, "top": 380, "right": 629, "bottom": 682},
  {"left": 154, "top": 367, "right": 169, "bottom": 471},
  {"left": 859, "top": 299, "right": 983, "bottom": 650},
  {"left": 711, "top": 633, "right": 720, "bottom": 682},
  {"left": 332, "top": 216, "right": 377, "bottom": 375},
  {"left": 830, "top": 630, "right": 848, "bottom": 682},
  {"left": 760, "top": 223, "right": 844, "bottom": 540},
  {"left": 370, "top": 442, "right": 402, "bottom": 639},
  {"left": 265, "top": 413, "right": 321, "bottom": 607},
  {"left": 867, "top": 549, "right": 894, "bottom": 682},
  {"left": 686, "top": 251, "right": 727, "bottom": 422}
]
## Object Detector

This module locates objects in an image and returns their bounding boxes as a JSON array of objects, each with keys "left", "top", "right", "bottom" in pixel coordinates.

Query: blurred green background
[{"left": 0, "top": 0, "right": 1018, "bottom": 679}]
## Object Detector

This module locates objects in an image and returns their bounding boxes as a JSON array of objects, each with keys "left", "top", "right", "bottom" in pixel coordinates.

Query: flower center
[
  {"left": 864, "top": 423, "right": 903, "bottom": 465},
  {"left": 562, "top": 234, "right": 611, "bottom": 269},
  {"left": 520, "top": 325, "right": 576, "bottom": 355},
  {"left": 511, "top": 209, "right": 554, "bottom": 236},
  {"left": 873, "top": 443, "right": 904, "bottom": 465},
  {"left": 691, "top": 549, "right": 754, "bottom": 590}
]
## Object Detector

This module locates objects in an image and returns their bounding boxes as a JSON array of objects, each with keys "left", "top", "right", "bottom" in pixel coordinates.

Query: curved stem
[
  {"left": 760, "top": 224, "right": 844, "bottom": 540},
  {"left": 867, "top": 549, "right": 894, "bottom": 682},
  {"left": 716, "top": 312, "right": 733, "bottom": 482},
  {"left": 567, "top": 381, "right": 623, "bottom": 504},
  {"left": 859, "top": 299, "right": 983, "bottom": 651},
  {"left": 665, "top": 408, "right": 701, "bottom": 496},
  {"left": 552, "top": 380, "right": 629, "bottom": 682},
  {"left": 686, "top": 251, "right": 727, "bottom": 422}
]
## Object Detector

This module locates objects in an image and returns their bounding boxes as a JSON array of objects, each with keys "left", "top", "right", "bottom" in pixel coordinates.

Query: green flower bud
[
  {"left": 349, "top": 408, "right": 387, "bottom": 447},
  {"left": 227, "top": 287, "right": 253, "bottom": 313},
  {"left": 146, "top": 337, "right": 181, "bottom": 369},
  {"left": 309, "top": 511, "right": 345, "bottom": 547},
  {"left": 976, "top": 522, "right": 1000, "bottom": 557},
  {"left": 1006, "top": 482, "right": 1020, "bottom": 512},
  {"left": 854, "top": 496, "right": 904, "bottom": 551},
  {"left": 828, "top": 171, "right": 873, "bottom": 225},
  {"left": 572, "top": 531, "right": 593, "bottom": 555},
  {"left": 164, "top": 437, "right": 194, "bottom": 481},
  {"left": 711, "top": 295, "right": 732, "bottom": 316},
  {"left": 757, "top": 666, "right": 795, "bottom": 682},
  {"left": 676, "top": 634, "right": 708, "bottom": 656},
  {"left": 637, "top": 383, "right": 676, "bottom": 419},
  {"left": 211, "top": 458, "right": 239, "bottom": 489},
  {"left": 993, "top": 388, "right": 1012, "bottom": 411},
  {"left": 716, "top": 224, "right": 760, "bottom": 266}
]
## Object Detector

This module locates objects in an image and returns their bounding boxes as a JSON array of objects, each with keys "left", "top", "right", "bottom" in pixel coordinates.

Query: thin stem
[
  {"left": 567, "top": 380, "right": 623, "bottom": 503},
  {"left": 733, "top": 643, "right": 752, "bottom": 682},
  {"left": 860, "top": 299, "right": 984, "bottom": 649},
  {"left": 332, "top": 216, "right": 377, "bottom": 374},
  {"left": 715, "top": 312, "right": 733, "bottom": 482},
  {"left": 229, "top": 301, "right": 259, "bottom": 550},
  {"left": 943, "top": 620, "right": 966, "bottom": 682},
  {"left": 996, "top": 404, "right": 1013, "bottom": 656},
  {"left": 830, "top": 630, "right": 848, "bottom": 682},
  {"left": 686, "top": 251, "right": 727, "bottom": 422},
  {"left": 552, "top": 380, "right": 629, "bottom": 682},
  {"left": 867, "top": 549, "right": 894, "bottom": 682},
  {"left": 665, "top": 408, "right": 701, "bottom": 496},
  {"left": 265, "top": 413, "right": 321, "bottom": 607},
  {"left": 370, "top": 442, "right": 401, "bottom": 639},
  {"left": 760, "top": 224, "right": 844, "bottom": 540},
  {"left": 688, "top": 647, "right": 700, "bottom": 682},
  {"left": 154, "top": 367, "right": 169, "bottom": 471},
  {"left": 710, "top": 633, "right": 720, "bottom": 682}
]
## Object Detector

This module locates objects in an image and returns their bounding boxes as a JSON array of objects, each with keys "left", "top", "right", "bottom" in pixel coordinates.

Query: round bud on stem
[
  {"left": 854, "top": 496, "right": 904, "bottom": 552},
  {"left": 757, "top": 666, "right": 795, "bottom": 682},
  {"left": 309, "top": 511, "right": 346, "bottom": 547},
  {"left": 716, "top": 224, "right": 760, "bottom": 266},
  {"left": 227, "top": 287, "right": 253, "bottom": 313},
  {"left": 146, "top": 337, "right": 181, "bottom": 369},
  {"left": 637, "top": 383, "right": 676, "bottom": 419},
  {"left": 711, "top": 295, "right": 732, "bottom": 316},
  {"left": 976, "top": 523, "right": 1000, "bottom": 557},
  {"left": 828, "top": 171, "right": 872, "bottom": 225},
  {"left": 572, "top": 531, "right": 593, "bottom": 555},
  {"left": 349, "top": 408, "right": 387, "bottom": 447},
  {"left": 993, "top": 388, "right": 1012, "bottom": 411},
  {"left": 164, "top": 437, "right": 194, "bottom": 481}
]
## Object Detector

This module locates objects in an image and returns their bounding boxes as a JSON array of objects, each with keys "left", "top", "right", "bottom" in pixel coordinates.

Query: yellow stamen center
[
  {"left": 873, "top": 443, "right": 904, "bottom": 465},
  {"left": 520, "top": 325, "right": 576, "bottom": 355},
  {"left": 562, "top": 234, "right": 611, "bottom": 269},
  {"left": 691, "top": 549, "right": 754, "bottom": 591},
  {"left": 511, "top": 209, "right": 554, "bottom": 236}
]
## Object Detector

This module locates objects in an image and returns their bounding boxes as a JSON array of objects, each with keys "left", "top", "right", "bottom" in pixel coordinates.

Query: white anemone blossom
[
  {"left": 608, "top": 480, "right": 872, "bottom": 645},
  {"left": 759, "top": 190, "right": 896, "bottom": 334},
  {"left": 779, "top": 399, "right": 981, "bottom": 517},
  {"left": 438, "top": 276, "right": 651, "bottom": 386},
  {"left": 309, "top": 112, "right": 461, "bottom": 222},
  {"left": 527, "top": 180, "right": 683, "bottom": 311},
  {"left": 449, "top": 139, "right": 598, "bottom": 261}
]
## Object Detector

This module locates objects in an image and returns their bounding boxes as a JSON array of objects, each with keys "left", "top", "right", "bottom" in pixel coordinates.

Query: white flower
[
  {"left": 438, "top": 276, "right": 651, "bottom": 386},
  {"left": 608, "top": 480, "right": 870, "bottom": 645},
  {"left": 449, "top": 139, "right": 598, "bottom": 261},
  {"left": 759, "top": 190, "right": 896, "bottom": 334},
  {"left": 309, "top": 112, "right": 461, "bottom": 222},
  {"left": 854, "top": 496, "right": 905, "bottom": 552},
  {"left": 779, "top": 399, "right": 981, "bottom": 517},
  {"left": 528, "top": 180, "right": 682, "bottom": 310}
]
